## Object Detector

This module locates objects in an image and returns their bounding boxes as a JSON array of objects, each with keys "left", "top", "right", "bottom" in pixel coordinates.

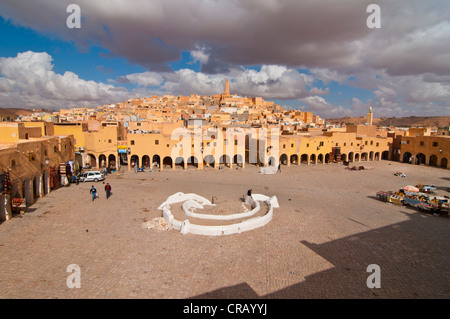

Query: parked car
[{"left": 79, "top": 171, "right": 105, "bottom": 182}]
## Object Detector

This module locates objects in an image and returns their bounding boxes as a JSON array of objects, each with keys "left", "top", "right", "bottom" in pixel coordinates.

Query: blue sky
[{"left": 0, "top": 1, "right": 448, "bottom": 118}]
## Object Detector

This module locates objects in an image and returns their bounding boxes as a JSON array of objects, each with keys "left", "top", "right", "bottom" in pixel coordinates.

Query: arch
[
  {"left": 361, "top": 152, "right": 368, "bottom": 161},
  {"left": 220, "top": 155, "right": 232, "bottom": 167},
  {"left": 233, "top": 154, "right": 244, "bottom": 167},
  {"left": 441, "top": 158, "right": 448, "bottom": 169},
  {"left": 87, "top": 154, "right": 96, "bottom": 168},
  {"left": 355, "top": 153, "right": 360, "bottom": 162},
  {"left": 175, "top": 157, "right": 185, "bottom": 169},
  {"left": 203, "top": 155, "right": 215, "bottom": 168},
  {"left": 99, "top": 154, "right": 107, "bottom": 168},
  {"left": 341, "top": 153, "right": 347, "bottom": 162},
  {"left": 348, "top": 152, "right": 354, "bottom": 162},
  {"left": 310, "top": 154, "right": 317, "bottom": 164},
  {"left": 429, "top": 155, "right": 438, "bottom": 167},
  {"left": 381, "top": 151, "right": 389, "bottom": 160},
  {"left": 130, "top": 155, "right": 139, "bottom": 168},
  {"left": 187, "top": 156, "right": 199, "bottom": 168},
  {"left": 108, "top": 154, "right": 116, "bottom": 170},
  {"left": 416, "top": 153, "right": 426, "bottom": 165},
  {"left": 325, "top": 153, "right": 330, "bottom": 163},
  {"left": 290, "top": 154, "right": 298, "bottom": 165},
  {"left": 369, "top": 151, "right": 374, "bottom": 161},
  {"left": 152, "top": 155, "right": 161, "bottom": 168},
  {"left": 403, "top": 152, "right": 412, "bottom": 163},
  {"left": 301, "top": 154, "right": 309, "bottom": 164},
  {"left": 163, "top": 156, "right": 173, "bottom": 169},
  {"left": 142, "top": 155, "right": 151, "bottom": 168},
  {"left": 317, "top": 154, "right": 324, "bottom": 164},
  {"left": 374, "top": 152, "right": 380, "bottom": 161},
  {"left": 280, "top": 154, "right": 288, "bottom": 165}
]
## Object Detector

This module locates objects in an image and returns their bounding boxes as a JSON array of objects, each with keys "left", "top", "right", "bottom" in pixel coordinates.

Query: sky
[{"left": 0, "top": 0, "right": 449, "bottom": 118}]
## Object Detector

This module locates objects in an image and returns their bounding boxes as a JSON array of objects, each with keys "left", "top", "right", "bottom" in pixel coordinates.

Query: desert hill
[{"left": 326, "top": 116, "right": 450, "bottom": 128}]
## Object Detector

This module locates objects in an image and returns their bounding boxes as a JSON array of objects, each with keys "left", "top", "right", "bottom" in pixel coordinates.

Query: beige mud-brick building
[
  {"left": 399, "top": 135, "right": 449, "bottom": 168},
  {"left": 0, "top": 123, "right": 74, "bottom": 221}
]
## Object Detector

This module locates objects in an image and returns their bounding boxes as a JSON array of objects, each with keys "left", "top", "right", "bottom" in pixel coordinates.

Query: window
[
  {"left": 29, "top": 153, "right": 36, "bottom": 161},
  {"left": 376, "top": 142, "right": 379, "bottom": 147},
  {"left": 370, "top": 141, "right": 373, "bottom": 145},
  {"left": 319, "top": 141, "right": 324, "bottom": 147},
  {"left": 235, "top": 140, "right": 238, "bottom": 146},
  {"left": 336, "top": 143, "right": 339, "bottom": 146},
  {"left": 407, "top": 140, "right": 410, "bottom": 144},
  {"left": 54, "top": 146, "right": 57, "bottom": 152},
  {"left": 291, "top": 143, "right": 294, "bottom": 148},
  {"left": 44, "top": 150, "right": 48, "bottom": 156},
  {"left": 137, "top": 123, "right": 141, "bottom": 127},
  {"left": 306, "top": 143, "right": 309, "bottom": 147},
  {"left": 155, "top": 140, "right": 159, "bottom": 145},
  {"left": 433, "top": 142, "right": 438, "bottom": 147},
  {"left": 283, "top": 144, "right": 286, "bottom": 149},
  {"left": 420, "top": 141, "right": 424, "bottom": 146},
  {"left": 131, "top": 140, "right": 135, "bottom": 145},
  {"left": 10, "top": 159, "right": 16, "bottom": 167},
  {"left": 351, "top": 142, "right": 353, "bottom": 146},
  {"left": 344, "top": 143, "right": 346, "bottom": 147},
  {"left": 167, "top": 144, "right": 170, "bottom": 147},
  {"left": 108, "top": 139, "right": 112, "bottom": 143},
  {"left": 365, "top": 141, "right": 368, "bottom": 145}
]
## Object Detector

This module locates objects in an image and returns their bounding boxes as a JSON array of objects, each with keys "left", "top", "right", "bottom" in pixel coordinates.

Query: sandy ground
[{"left": 0, "top": 160, "right": 449, "bottom": 299}]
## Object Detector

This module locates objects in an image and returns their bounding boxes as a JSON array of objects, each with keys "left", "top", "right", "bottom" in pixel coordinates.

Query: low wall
[{"left": 158, "top": 192, "right": 279, "bottom": 236}]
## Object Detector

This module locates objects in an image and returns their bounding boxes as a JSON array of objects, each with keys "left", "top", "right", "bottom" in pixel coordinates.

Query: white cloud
[
  {"left": 190, "top": 45, "right": 210, "bottom": 64},
  {"left": 120, "top": 65, "right": 324, "bottom": 100},
  {"left": 0, "top": 51, "right": 130, "bottom": 108}
]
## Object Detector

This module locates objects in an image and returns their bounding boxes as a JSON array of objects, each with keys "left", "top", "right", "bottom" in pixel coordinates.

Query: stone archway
[
  {"left": 429, "top": 155, "right": 438, "bottom": 167},
  {"left": 204, "top": 155, "right": 215, "bottom": 168},
  {"left": 99, "top": 154, "right": 107, "bottom": 168},
  {"left": 441, "top": 158, "right": 448, "bottom": 169},
  {"left": 142, "top": 155, "right": 151, "bottom": 168},
  {"left": 130, "top": 155, "right": 139, "bottom": 168},
  {"left": 290, "top": 154, "right": 298, "bottom": 165},
  {"left": 301, "top": 154, "right": 309, "bottom": 164},
  {"left": 108, "top": 154, "right": 117, "bottom": 170},
  {"left": 175, "top": 157, "right": 185, "bottom": 169},
  {"left": 416, "top": 153, "right": 426, "bottom": 165},
  {"left": 348, "top": 152, "right": 354, "bottom": 162},
  {"left": 403, "top": 152, "right": 412, "bottom": 163},
  {"left": 163, "top": 156, "right": 173, "bottom": 169}
]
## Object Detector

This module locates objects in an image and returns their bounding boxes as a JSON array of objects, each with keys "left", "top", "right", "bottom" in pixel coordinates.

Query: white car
[{"left": 79, "top": 171, "right": 105, "bottom": 182}]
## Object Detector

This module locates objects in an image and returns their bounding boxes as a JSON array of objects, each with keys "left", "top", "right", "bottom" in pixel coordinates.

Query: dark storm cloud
[
  {"left": 1, "top": 0, "right": 449, "bottom": 116},
  {"left": 3, "top": 0, "right": 447, "bottom": 75}
]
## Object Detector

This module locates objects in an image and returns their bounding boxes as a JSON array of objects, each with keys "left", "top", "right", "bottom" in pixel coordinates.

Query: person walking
[
  {"left": 90, "top": 185, "right": 97, "bottom": 201},
  {"left": 105, "top": 183, "right": 112, "bottom": 199}
]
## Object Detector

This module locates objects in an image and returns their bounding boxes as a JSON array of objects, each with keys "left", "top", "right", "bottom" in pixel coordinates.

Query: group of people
[{"left": 90, "top": 183, "right": 112, "bottom": 201}]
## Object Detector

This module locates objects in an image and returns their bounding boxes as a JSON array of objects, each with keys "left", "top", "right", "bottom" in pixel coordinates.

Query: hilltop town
[{"left": 0, "top": 79, "right": 449, "bottom": 221}]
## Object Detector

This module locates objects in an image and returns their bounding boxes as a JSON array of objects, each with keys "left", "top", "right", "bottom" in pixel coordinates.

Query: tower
[
  {"left": 366, "top": 107, "right": 373, "bottom": 126},
  {"left": 224, "top": 79, "right": 230, "bottom": 96}
]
